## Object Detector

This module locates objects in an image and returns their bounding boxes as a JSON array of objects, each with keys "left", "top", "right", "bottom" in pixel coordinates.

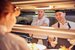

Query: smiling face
[
  {"left": 55, "top": 12, "right": 66, "bottom": 22},
  {"left": 38, "top": 10, "right": 44, "bottom": 19}
]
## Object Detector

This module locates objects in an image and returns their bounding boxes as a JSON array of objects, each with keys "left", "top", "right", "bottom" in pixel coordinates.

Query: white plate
[
  {"left": 36, "top": 44, "right": 46, "bottom": 50},
  {"left": 28, "top": 43, "right": 46, "bottom": 50}
]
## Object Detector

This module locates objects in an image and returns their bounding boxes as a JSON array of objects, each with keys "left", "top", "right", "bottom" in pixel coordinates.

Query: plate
[
  {"left": 36, "top": 44, "right": 46, "bottom": 50},
  {"left": 28, "top": 43, "right": 46, "bottom": 50}
]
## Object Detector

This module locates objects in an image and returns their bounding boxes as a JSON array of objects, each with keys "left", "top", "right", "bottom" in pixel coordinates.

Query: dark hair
[
  {"left": 0, "top": 0, "right": 14, "bottom": 19},
  {"left": 55, "top": 10, "right": 65, "bottom": 13}
]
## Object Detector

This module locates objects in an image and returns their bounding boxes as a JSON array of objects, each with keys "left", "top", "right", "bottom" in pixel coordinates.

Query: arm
[
  {"left": 41, "top": 18, "right": 49, "bottom": 26},
  {"left": 68, "top": 21, "right": 75, "bottom": 29},
  {"left": 68, "top": 39, "right": 75, "bottom": 45},
  {"left": 41, "top": 23, "right": 49, "bottom": 26}
]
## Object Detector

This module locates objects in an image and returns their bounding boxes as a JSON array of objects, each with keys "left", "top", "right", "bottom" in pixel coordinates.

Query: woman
[{"left": 0, "top": 0, "right": 30, "bottom": 50}]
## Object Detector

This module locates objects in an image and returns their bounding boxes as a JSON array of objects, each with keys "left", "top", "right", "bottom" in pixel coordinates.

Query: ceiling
[{"left": 12, "top": 0, "right": 75, "bottom": 10}]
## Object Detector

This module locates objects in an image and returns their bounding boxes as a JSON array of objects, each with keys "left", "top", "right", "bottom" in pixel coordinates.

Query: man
[
  {"left": 31, "top": 9, "right": 49, "bottom": 46},
  {"left": 31, "top": 9, "right": 49, "bottom": 26},
  {"left": 52, "top": 10, "right": 75, "bottom": 29},
  {"left": 48, "top": 10, "right": 75, "bottom": 49}
]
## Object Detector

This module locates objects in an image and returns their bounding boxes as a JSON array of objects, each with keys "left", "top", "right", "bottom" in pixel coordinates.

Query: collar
[
  {"left": 58, "top": 21, "right": 68, "bottom": 25},
  {"left": 37, "top": 16, "right": 45, "bottom": 20}
]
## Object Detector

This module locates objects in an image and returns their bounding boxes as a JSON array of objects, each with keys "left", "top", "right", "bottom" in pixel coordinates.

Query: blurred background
[{"left": 12, "top": 0, "right": 75, "bottom": 26}]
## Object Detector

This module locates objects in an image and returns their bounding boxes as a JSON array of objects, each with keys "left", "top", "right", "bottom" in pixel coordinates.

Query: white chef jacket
[{"left": 31, "top": 16, "right": 49, "bottom": 39}]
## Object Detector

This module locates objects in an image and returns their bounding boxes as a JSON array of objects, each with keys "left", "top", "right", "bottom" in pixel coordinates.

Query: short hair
[{"left": 55, "top": 10, "right": 65, "bottom": 13}]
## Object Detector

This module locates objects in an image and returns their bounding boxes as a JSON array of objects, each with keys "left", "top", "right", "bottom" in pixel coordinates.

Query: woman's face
[{"left": 5, "top": 7, "right": 20, "bottom": 32}]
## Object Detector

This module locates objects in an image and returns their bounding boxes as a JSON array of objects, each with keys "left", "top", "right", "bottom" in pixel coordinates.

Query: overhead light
[
  {"left": 35, "top": 7, "right": 50, "bottom": 9},
  {"left": 35, "top": 6, "right": 53, "bottom": 9}
]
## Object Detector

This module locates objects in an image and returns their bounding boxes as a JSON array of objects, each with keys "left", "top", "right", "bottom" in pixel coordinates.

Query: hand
[
  {"left": 48, "top": 37, "right": 57, "bottom": 47},
  {"left": 68, "top": 39, "right": 75, "bottom": 45},
  {"left": 50, "top": 41, "right": 57, "bottom": 47}
]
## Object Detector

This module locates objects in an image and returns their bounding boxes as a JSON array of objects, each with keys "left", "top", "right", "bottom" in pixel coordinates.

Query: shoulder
[
  {"left": 68, "top": 21, "right": 75, "bottom": 24},
  {"left": 8, "top": 33, "right": 29, "bottom": 48},
  {"left": 68, "top": 21, "right": 75, "bottom": 29},
  {"left": 8, "top": 33, "right": 26, "bottom": 41},
  {"left": 33, "top": 17, "right": 37, "bottom": 20},
  {"left": 0, "top": 33, "right": 26, "bottom": 45},
  {"left": 0, "top": 33, "right": 29, "bottom": 50},
  {"left": 43, "top": 17, "right": 49, "bottom": 22},
  {"left": 51, "top": 22, "right": 58, "bottom": 28}
]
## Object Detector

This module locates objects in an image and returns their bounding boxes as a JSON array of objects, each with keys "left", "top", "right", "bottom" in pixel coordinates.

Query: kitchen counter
[{"left": 12, "top": 24, "right": 75, "bottom": 39}]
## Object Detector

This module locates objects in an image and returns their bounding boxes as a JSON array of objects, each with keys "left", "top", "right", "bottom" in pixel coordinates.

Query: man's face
[
  {"left": 55, "top": 12, "right": 66, "bottom": 21},
  {"left": 38, "top": 10, "right": 44, "bottom": 19}
]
